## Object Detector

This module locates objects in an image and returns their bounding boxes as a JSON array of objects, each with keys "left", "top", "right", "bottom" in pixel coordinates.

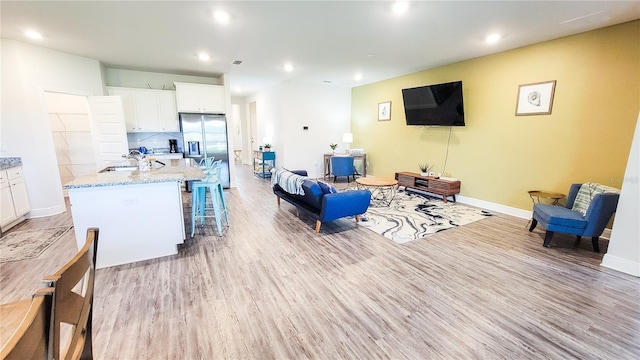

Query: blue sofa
[{"left": 272, "top": 170, "right": 371, "bottom": 232}]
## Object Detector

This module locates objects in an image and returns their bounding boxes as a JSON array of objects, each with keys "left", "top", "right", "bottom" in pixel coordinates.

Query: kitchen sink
[{"left": 99, "top": 165, "right": 138, "bottom": 173}]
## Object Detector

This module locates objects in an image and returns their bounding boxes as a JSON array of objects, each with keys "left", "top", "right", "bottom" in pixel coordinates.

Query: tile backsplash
[{"left": 127, "top": 132, "right": 183, "bottom": 153}]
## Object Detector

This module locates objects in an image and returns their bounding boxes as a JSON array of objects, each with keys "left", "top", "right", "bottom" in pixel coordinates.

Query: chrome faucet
[{"left": 122, "top": 149, "right": 143, "bottom": 160}]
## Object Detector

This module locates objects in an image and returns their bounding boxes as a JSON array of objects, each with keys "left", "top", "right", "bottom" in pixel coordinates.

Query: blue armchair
[
  {"left": 528, "top": 183, "right": 620, "bottom": 252},
  {"left": 331, "top": 156, "right": 355, "bottom": 182}
]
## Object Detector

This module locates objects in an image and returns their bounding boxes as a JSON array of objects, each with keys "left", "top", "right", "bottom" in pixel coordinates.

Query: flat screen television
[{"left": 402, "top": 81, "right": 465, "bottom": 126}]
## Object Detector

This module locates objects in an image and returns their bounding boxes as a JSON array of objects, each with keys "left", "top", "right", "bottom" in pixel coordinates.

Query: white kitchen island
[{"left": 64, "top": 158, "right": 205, "bottom": 269}]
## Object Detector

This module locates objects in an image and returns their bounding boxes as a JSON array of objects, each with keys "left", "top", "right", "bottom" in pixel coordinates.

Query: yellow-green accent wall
[{"left": 352, "top": 21, "right": 639, "bottom": 211}]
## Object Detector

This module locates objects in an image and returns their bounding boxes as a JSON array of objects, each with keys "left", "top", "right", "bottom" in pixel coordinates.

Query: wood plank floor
[{"left": 1, "top": 165, "right": 639, "bottom": 359}]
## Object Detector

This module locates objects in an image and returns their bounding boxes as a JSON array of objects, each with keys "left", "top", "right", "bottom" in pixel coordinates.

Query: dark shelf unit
[{"left": 395, "top": 171, "right": 461, "bottom": 203}]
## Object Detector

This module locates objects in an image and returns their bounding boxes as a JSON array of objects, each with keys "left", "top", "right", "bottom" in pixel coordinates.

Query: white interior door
[
  {"left": 44, "top": 91, "right": 95, "bottom": 195},
  {"left": 87, "top": 96, "right": 129, "bottom": 169}
]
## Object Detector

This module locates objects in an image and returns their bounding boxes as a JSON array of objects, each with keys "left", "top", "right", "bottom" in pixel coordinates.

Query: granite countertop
[
  {"left": 63, "top": 158, "right": 205, "bottom": 189},
  {"left": 0, "top": 157, "right": 23, "bottom": 171}
]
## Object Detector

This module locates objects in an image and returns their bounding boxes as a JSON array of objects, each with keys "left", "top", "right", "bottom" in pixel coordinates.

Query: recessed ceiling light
[
  {"left": 354, "top": 73, "right": 363, "bottom": 81},
  {"left": 367, "top": 53, "right": 377, "bottom": 58},
  {"left": 485, "top": 33, "right": 501, "bottom": 44},
  {"left": 284, "top": 63, "right": 294, "bottom": 72},
  {"left": 198, "top": 53, "right": 210, "bottom": 61},
  {"left": 231, "top": 60, "right": 243, "bottom": 65},
  {"left": 213, "top": 10, "right": 230, "bottom": 23},
  {"left": 24, "top": 30, "right": 43, "bottom": 40},
  {"left": 392, "top": 1, "right": 409, "bottom": 14}
]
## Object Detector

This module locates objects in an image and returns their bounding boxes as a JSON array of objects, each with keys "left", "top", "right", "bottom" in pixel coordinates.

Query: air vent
[{"left": 231, "top": 60, "right": 243, "bottom": 65}]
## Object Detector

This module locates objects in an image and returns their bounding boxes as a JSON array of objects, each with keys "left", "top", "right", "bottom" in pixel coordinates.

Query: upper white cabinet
[
  {"left": 174, "top": 82, "right": 226, "bottom": 114},
  {"left": 156, "top": 91, "right": 179, "bottom": 132},
  {"left": 107, "top": 88, "right": 137, "bottom": 131},
  {"left": 106, "top": 87, "right": 179, "bottom": 132}
]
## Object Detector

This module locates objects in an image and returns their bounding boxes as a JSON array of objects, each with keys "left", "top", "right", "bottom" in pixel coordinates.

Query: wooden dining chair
[
  {"left": 43, "top": 227, "right": 99, "bottom": 360},
  {"left": 0, "top": 290, "right": 53, "bottom": 360}
]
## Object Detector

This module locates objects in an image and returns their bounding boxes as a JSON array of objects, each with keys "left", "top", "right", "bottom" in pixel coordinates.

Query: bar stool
[
  {"left": 198, "top": 156, "right": 215, "bottom": 171},
  {"left": 191, "top": 160, "right": 228, "bottom": 237}
]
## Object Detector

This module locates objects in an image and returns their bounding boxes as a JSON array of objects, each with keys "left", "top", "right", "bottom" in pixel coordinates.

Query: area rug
[
  {"left": 359, "top": 191, "right": 492, "bottom": 244},
  {"left": 0, "top": 226, "right": 73, "bottom": 262}
]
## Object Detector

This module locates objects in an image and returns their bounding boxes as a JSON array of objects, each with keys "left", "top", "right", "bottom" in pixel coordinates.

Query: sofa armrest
[{"left": 319, "top": 190, "right": 371, "bottom": 222}]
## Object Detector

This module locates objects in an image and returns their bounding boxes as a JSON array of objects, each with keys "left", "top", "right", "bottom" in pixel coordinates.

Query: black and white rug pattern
[{"left": 359, "top": 191, "right": 493, "bottom": 244}]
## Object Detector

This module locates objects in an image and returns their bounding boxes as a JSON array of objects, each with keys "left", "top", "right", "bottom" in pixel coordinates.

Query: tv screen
[{"left": 402, "top": 81, "right": 465, "bottom": 126}]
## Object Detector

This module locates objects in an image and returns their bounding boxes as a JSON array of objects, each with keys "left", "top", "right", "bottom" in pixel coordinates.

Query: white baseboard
[
  {"left": 456, "top": 195, "right": 532, "bottom": 219},
  {"left": 455, "top": 194, "right": 614, "bottom": 238},
  {"left": 601, "top": 254, "right": 640, "bottom": 277},
  {"left": 27, "top": 204, "right": 67, "bottom": 218}
]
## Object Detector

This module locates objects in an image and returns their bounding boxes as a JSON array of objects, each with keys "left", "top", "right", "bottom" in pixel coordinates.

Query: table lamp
[{"left": 342, "top": 133, "right": 353, "bottom": 154}]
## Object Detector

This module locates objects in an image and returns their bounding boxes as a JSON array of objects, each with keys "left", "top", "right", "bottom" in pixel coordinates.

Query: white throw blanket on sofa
[{"left": 271, "top": 168, "right": 308, "bottom": 195}]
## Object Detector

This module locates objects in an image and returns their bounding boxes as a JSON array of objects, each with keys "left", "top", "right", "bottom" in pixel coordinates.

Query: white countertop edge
[{"left": 63, "top": 176, "right": 204, "bottom": 189}]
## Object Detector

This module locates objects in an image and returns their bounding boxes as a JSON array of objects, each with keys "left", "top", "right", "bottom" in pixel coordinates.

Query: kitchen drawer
[
  {"left": 0, "top": 170, "right": 7, "bottom": 184},
  {"left": 7, "top": 167, "right": 23, "bottom": 180}
]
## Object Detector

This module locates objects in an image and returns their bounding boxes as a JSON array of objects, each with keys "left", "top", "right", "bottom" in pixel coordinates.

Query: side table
[
  {"left": 528, "top": 190, "right": 566, "bottom": 205},
  {"left": 356, "top": 177, "right": 398, "bottom": 207}
]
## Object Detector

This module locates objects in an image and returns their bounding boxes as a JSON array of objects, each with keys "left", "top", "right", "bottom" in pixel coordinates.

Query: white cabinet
[
  {"left": 107, "top": 87, "right": 179, "bottom": 132},
  {"left": 68, "top": 181, "right": 185, "bottom": 269},
  {"left": 157, "top": 91, "right": 179, "bottom": 131},
  {"left": 174, "top": 82, "right": 226, "bottom": 114},
  {"left": 1, "top": 166, "right": 30, "bottom": 230},
  {"left": 0, "top": 177, "right": 15, "bottom": 226},
  {"left": 133, "top": 90, "right": 159, "bottom": 131},
  {"left": 107, "top": 88, "right": 138, "bottom": 132}
]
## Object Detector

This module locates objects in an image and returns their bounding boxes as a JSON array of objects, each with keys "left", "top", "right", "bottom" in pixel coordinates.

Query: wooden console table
[{"left": 395, "top": 172, "right": 461, "bottom": 203}]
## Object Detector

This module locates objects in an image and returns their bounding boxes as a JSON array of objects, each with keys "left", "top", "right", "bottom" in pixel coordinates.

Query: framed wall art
[
  {"left": 378, "top": 101, "right": 391, "bottom": 121},
  {"left": 515, "top": 80, "right": 556, "bottom": 116}
]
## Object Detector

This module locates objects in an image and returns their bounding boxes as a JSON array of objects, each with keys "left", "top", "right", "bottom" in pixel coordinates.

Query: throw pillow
[
  {"left": 317, "top": 180, "right": 337, "bottom": 194},
  {"left": 571, "top": 182, "right": 620, "bottom": 216}
]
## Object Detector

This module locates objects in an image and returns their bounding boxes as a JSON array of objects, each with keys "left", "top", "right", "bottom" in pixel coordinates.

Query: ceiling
[{"left": 2, "top": 1, "right": 639, "bottom": 96}]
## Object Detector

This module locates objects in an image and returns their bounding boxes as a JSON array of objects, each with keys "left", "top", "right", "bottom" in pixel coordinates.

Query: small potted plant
[
  {"left": 263, "top": 143, "right": 272, "bottom": 152},
  {"left": 329, "top": 143, "right": 338, "bottom": 153},
  {"left": 418, "top": 163, "right": 434, "bottom": 177}
]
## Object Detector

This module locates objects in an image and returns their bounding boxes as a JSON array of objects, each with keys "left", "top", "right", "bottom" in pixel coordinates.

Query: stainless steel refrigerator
[{"left": 180, "top": 113, "right": 230, "bottom": 188}]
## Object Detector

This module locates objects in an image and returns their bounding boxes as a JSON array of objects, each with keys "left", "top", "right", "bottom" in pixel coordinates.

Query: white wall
[
  {"left": 602, "top": 112, "right": 640, "bottom": 277},
  {"left": 104, "top": 68, "right": 220, "bottom": 90},
  {"left": 230, "top": 97, "right": 249, "bottom": 164},
  {"left": 246, "top": 82, "right": 351, "bottom": 178},
  {"left": 1, "top": 39, "right": 104, "bottom": 216},
  {"left": 282, "top": 83, "right": 351, "bottom": 177}
]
